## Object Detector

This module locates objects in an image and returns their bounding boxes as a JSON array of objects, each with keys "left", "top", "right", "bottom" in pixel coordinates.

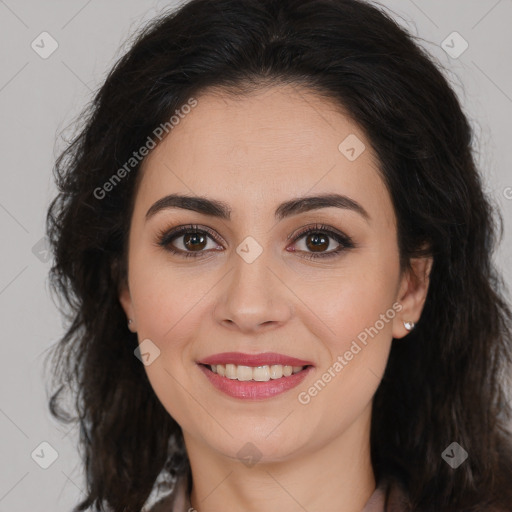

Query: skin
[{"left": 119, "top": 84, "right": 432, "bottom": 512}]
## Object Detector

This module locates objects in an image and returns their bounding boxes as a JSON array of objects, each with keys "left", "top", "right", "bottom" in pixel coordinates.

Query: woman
[{"left": 45, "top": 0, "right": 512, "bottom": 511}]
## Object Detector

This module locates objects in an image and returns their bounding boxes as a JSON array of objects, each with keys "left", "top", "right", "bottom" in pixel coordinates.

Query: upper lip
[{"left": 198, "top": 352, "right": 314, "bottom": 367}]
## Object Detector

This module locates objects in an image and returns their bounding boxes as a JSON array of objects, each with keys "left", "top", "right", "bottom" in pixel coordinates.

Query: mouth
[
  {"left": 200, "top": 362, "right": 311, "bottom": 381},
  {"left": 196, "top": 355, "right": 314, "bottom": 400}
]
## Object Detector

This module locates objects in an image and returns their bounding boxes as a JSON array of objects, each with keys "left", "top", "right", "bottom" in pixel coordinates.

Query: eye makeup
[{"left": 154, "top": 222, "right": 356, "bottom": 261}]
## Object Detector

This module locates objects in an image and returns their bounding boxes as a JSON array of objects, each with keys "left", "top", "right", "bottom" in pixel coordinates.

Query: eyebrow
[{"left": 145, "top": 193, "right": 370, "bottom": 224}]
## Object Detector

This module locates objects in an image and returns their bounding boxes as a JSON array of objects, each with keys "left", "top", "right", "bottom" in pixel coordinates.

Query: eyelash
[{"left": 156, "top": 223, "right": 355, "bottom": 260}]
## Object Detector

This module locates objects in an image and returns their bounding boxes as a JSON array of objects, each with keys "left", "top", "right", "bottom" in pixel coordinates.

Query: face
[{"left": 119, "top": 84, "right": 431, "bottom": 465}]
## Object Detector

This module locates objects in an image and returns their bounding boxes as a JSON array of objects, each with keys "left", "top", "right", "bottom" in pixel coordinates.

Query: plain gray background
[{"left": 0, "top": 0, "right": 511, "bottom": 510}]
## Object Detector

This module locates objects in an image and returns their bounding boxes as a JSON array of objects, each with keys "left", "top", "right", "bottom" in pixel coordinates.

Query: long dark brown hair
[{"left": 45, "top": 0, "right": 512, "bottom": 510}]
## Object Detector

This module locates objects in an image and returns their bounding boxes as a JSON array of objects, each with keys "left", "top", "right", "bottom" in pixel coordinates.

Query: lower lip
[{"left": 198, "top": 364, "right": 313, "bottom": 400}]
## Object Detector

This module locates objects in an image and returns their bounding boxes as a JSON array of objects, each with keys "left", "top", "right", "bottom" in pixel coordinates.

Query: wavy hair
[{"left": 45, "top": 0, "right": 512, "bottom": 510}]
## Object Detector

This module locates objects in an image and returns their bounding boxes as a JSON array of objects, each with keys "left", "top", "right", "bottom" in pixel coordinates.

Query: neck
[{"left": 184, "top": 403, "right": 376, "bottom": 512}]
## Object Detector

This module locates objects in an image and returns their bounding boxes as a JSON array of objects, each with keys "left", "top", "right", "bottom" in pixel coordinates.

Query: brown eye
[
  {"left": 303, "top": 232, "right": 330, "bottom": 253},
  {"left": 157, "top": 224, "right": 222, "bottom": 258},
  {"left": 181, "top": 232, "right": 208, "bottom": 251},
  {"left": 157, "top": 223, "right": 354, "bottom": 260},
  {"left": 291, "top": 224, "right": 355, "bottom": 260}
]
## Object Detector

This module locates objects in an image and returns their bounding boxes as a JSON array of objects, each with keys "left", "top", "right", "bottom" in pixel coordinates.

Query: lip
[
  {"left": 197, "top": 352, "right": 314, "bottom": 367},
  {"left": 198, "top": 363, "right": 314, "bottom": 400}
]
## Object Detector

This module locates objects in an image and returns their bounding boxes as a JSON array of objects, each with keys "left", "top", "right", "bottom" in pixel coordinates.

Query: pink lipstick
[{"left": 197, "top": 352, "right": 314, "bottom": 400}]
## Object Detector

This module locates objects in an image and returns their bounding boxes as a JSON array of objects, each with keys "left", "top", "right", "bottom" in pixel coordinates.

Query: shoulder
[{"left": 143, "top": 473, "right": 190, "bottom": 512}]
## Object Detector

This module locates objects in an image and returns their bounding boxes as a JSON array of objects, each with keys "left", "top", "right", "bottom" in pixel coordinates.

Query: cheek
[
  {"left": 289, "top": 251, "right": 399, "bottom": 416},
  {"left": 293, "top": 252, "right": 400, "bottom": 352},
  {"left": 127, "top": 254, "right": 209, "bottom": 426},
  {"left": 293, "top": 273, "right": 397, "bottom": 431},
  {"left": 129, "top": 248, "right": 208, "bottom": 340},
  {"left": 327, "top": 280, "right": 397, "bottom": 348}
]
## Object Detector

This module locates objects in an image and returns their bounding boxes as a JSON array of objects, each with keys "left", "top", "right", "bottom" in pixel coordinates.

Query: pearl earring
[{"left": 403, "top": 321, "right": 415, "bottom": 331}]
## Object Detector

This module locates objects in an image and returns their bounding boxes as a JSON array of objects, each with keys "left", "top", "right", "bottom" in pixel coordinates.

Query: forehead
[{"left": 135, "top": 84, "right": 395, "bottom": 230}]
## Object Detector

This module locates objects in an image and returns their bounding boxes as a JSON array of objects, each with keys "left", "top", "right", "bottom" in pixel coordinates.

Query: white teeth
[
  {"left": 237, "top": 365, "right": 253, "bottom": 381},
  {"left": 208, "top": 363, "right": 306, "bottom": 381},
  {"left": 253, "top": 366, "right": 270, "bottom": 381},
  {"left": 225, "top": 363, "right": 237, "bottom": 379},
  {"left": 269, "top": 364, "right": 283, "bottom": 379}
]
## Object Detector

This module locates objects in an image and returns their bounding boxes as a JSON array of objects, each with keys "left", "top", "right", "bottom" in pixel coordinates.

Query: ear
[
  {"left": 119, "top": 281, "right": 132, "bottom": 316},
  {"left": 111, "top": 260, "right": 137, "bottom": 332},
  {"left": 117, "top": 270, "right": 137, "bottom": 332},
  {"left": 392, "top": 254, "right": 433, "bottom": 339}
]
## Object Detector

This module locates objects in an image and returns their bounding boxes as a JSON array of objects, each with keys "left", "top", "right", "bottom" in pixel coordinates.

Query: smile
[
  {"left": 197, "top": 362, "right": 313, "bottom": 400},
  {"left": 207, "top": 363, "right": 305, "bottom": 381}
]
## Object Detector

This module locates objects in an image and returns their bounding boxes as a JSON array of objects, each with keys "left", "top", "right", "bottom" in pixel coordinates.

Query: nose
[{"left": 213, "top": 247, "right": 293, "bottom": 334}]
